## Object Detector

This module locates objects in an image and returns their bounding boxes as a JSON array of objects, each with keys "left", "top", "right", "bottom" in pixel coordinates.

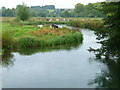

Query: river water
[{"left": 2, "top": 27, "right": 113, "bottom": 88}]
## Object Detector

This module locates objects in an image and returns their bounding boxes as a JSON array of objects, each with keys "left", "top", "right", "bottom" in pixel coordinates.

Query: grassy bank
[{"left": 2, "top": 22, "right": 83, "bottom": 53}]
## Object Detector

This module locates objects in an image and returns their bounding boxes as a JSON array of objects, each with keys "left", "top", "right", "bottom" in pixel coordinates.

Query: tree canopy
[
  {"left": 15, "top": 3, "right": 31, "bottom": 21},
  {"left": 1, "top": 2, "right": 104, "bottom": 18},
  {"left": 93, "top": 1, "right": 120, "bottom": 61}
]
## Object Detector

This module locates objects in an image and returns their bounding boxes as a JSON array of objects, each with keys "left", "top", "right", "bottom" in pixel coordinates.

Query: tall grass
[
  {"left": 2, "top": 23, "right": 14, "bottom": 51},
  {"left": 68, "top": 19, "right": 104, "bottom": 30},
  {"left": 17, "top": 32, "right": 83, "bottom": 48},
  {"left": 2, "top": 31, "right": 13, "bottom": 49}
]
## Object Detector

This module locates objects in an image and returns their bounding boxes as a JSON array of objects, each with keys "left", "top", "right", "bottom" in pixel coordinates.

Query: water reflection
[
  {"left": 2, "top": 43, "right": 81, "bottom": 67},
  {"left": 2, "top": 28, "right": 119, "bottom": 88},
  {"left": 88, "top": 58, "right": 119, "bottom": 88},
  {"left": 18, "top": 43, "right": 81, "bottom": 56},
  {"left": 2, "top": 50, "right": 15, "bottom": 67},
  {"left": 3, "top": 29, "right": 103, "bottom": 88}
]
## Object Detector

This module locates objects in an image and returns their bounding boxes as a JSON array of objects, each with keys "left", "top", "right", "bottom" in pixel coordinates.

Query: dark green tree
[
  {"left": 74, "top": 3, "right": 85, "bottom": 17},
  {"left": 16, "top": 3, "right": 31, "bottom": 21},
  {"left": 2, "top": 7, "right": 15, "bottom": 17},
  {"left": 37, "top": 12, "right": 47, "bottom": 17},
  {"left": 88, "top": 2, "right": 120, "bottom": 88},
  {"left": 61, "top": 11, "right": 71, "bottom": 17},
  {"left": 74, "top": 3, "right": 104, "bottom": 17},
  {"left": 91, "top": 2, "right": 120, "bottom": 61}
]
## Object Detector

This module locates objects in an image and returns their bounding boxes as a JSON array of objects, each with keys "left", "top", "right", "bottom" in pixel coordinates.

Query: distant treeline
[{"left": 0, "top": 3, "right": 105, "bottom": 18}]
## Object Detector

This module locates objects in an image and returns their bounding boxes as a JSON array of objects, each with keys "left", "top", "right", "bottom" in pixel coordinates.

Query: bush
[{"left": 16, "top": 3, "right": 31, "bottom": 21}]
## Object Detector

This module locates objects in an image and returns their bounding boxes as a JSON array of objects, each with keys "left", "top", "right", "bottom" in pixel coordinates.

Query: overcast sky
[{"left": 0, "top": 0, "right": 105, "bottom": 9}]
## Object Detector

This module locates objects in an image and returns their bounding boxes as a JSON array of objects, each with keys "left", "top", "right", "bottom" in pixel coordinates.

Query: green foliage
[
  {"left": 90, "top": 2, "right": 120, "bottom": 61},
  {"left": 61, "top": 11, "right": 72, "bottom": 17},
  {"left": 74, "top": 3, "right": 104, "bottom": 18},
  {"left": 1, "top": 2, "right": 104, "bottom": 18},
  {"left": 1, "top": 7, "right": 15, "bottom": 17},
  {"left": 16, "top": 3, "right": 31, "bottom": 21},
  {"left": 74, "top": 3, "right": 85, "bottom": 17}
]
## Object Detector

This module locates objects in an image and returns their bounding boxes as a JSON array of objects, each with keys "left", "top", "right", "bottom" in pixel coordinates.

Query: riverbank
[
  {"left": 2, "top": 17, "right": 104, "bottom": 55},
  {"left": 2, "top": 22, "right": 83, "bottom": 54}
]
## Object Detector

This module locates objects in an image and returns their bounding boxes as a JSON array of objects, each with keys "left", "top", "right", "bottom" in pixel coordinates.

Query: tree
[
  {"left": 74, "top": 3, "right": 104, "bottom": 17},
  {"left": 37, "top": 12, "right": 47, "bottom": 17},
  {"left": 16, "top": 3, "right": 31, "bottom": 21},
  {"left": 74, "top": 3, "right": 85, "bottom": 17},
  {"left": 90, "top": 1, "right": 120, "bottom": 61},
  {"left": 88, "top": 2, "right": 120, "bottom": 88},
  {"left": 74, "top": 3, "right": 84, "bottom": 13},
  {"left": 2, "top": 7, "right": 15, "bottom": 17},
  {"left": 61, "top": 11, "right": 71, "bottom": 17}
]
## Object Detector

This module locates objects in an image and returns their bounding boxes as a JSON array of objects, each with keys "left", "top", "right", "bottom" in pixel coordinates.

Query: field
[
  {"left": 2, "top": 17, "right": 104, "bottom": 55},
  {"left": 1, "top": 17, "right": 102, "bottom": 22},
  {"left": 2, "top": 21, "right": 83, "bottom": 52}
]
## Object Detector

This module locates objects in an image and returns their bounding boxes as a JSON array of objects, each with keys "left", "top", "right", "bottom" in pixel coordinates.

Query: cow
[{"left": 51, "top": 24, "right": 58, "bottom": 29}]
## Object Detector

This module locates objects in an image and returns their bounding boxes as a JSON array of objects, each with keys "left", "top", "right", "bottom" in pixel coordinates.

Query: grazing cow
[
  {"left": 51, "top": 24, "right": 58, "bottom": 29},
  {"left": 46, "top": 19, "right": 50, "bottom": 21}
]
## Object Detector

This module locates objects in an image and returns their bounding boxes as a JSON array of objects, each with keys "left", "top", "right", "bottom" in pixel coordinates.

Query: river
[{"left": 2, "top": 27, "right": 117, "bottom": 88}]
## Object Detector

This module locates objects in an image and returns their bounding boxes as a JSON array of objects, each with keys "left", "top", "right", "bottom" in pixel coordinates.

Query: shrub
[{"left": 16, "top": 3, "right": 31, "bottom": 21}]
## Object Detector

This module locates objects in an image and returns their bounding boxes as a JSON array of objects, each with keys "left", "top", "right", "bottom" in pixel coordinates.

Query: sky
[{"left": 0, "top": 0, "right": 105, "bottom": 9}]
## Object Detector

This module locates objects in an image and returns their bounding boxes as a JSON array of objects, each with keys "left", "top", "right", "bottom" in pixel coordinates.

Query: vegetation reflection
[{"left": 2, "top": 43, "right": 81, "bottom": 67}]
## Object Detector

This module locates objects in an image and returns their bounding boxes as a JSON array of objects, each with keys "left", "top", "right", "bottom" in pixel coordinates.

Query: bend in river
[{"left": 2, "top": 27, "right": 113, "bottom": 88}]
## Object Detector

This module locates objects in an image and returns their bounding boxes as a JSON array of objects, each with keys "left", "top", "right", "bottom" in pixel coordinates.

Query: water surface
[{"left": 2, "top": 29, "right": 109, "bottom": 88}]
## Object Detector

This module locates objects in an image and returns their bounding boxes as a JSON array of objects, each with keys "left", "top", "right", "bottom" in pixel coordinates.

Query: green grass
[
  {"left": 2, "top": 22, "right": 83, "bottom": 49},
  {"left": 68, "top": 18, "right": 104, "bottom": 30}
]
